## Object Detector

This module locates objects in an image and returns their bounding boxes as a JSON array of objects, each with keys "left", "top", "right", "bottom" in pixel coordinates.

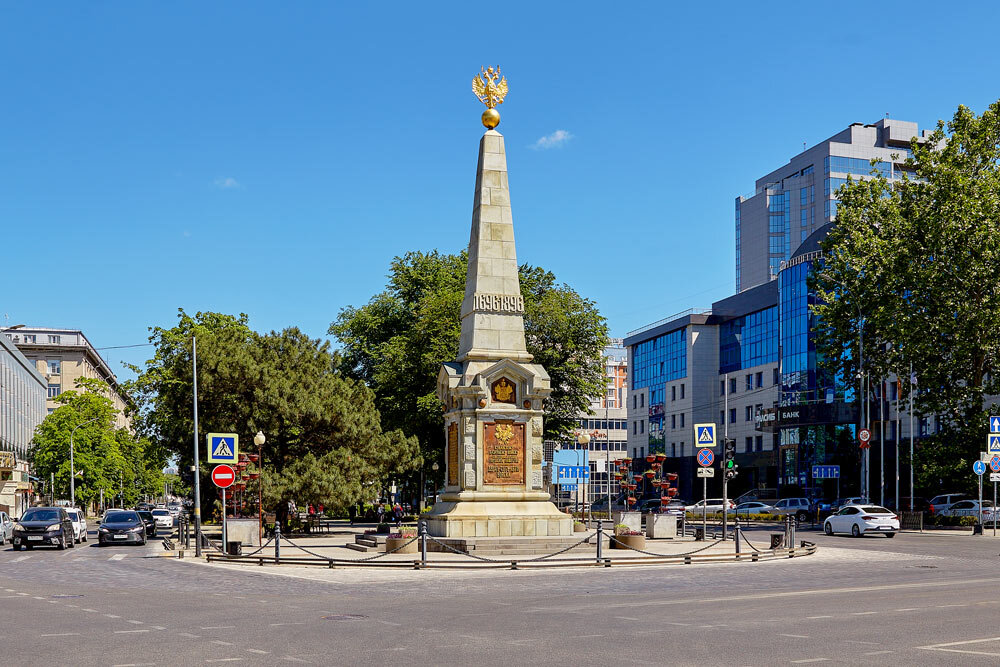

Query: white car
[
  {"left": 727, "top": 501, "right": 775, "bottom": 516},
  {"left": 685, "top": 499, "right": 735, "bottom": 514},
  {"left": 151, "top": 509, "right": 174, "bottom": 529},
  {"left": 773, "top": 497, "right": 813, "bottom": 521},
  {"left": 938, "top": 499, "right": 997, "bottom": 520},
  {"left": 0, "top": 511, "right": 13, "bottom": 545},
  {"left": 65, "top": 508, "right": 88, "bottom": 543},
  {"left": 824, "top": 504, "right": 899, "bottom": 538},
  {"left": 928, "top": 493, "right": 971, "bottom": 515}
]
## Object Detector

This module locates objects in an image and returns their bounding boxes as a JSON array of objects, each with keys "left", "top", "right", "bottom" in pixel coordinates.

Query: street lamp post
[
  {"left": 431, "top": 462, "right": 439, "bottom": 505},
  {"left": 254, "top": 431, "right": 265, "bottom": 544},
  {"left": 70, "top": 416, "right": 100, "bottom": 509}
]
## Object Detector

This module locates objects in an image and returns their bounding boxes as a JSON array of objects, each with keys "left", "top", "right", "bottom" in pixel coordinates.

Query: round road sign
[
  {"left": 697, "top": 448, "right": 714, "bottom": 467},
  {"left": 973, "top": 460, "right": 987, "bottom": 476},
  {"left": 859, "top": 428, "right": 872, "bottom": 443},
  {"left": 211, "top": 464, "right": 236, "bottom": 488},
  {"left": 991, "top": 455, "right": 1000, "bottom": 473}
]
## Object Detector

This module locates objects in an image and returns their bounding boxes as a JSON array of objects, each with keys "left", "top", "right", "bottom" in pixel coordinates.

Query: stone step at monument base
[
  {"left": 343, "top": 533, "right": 386, "bottom": 552},
  {"left": 428, "top": 535, "right": 591, "bottom": 556}
]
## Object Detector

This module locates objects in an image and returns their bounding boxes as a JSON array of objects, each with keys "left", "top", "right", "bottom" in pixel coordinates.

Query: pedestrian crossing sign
[
  {"left": 988, "top": 434, "right": 1000, "bottom": 457},
  {"left": 207, "top": 433, "right": 239, "bottom": 463},
  {"left": 694, "top": 423, "right": 716, "bottom": 448}
]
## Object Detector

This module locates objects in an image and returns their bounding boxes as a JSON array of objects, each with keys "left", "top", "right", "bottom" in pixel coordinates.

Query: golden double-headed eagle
[{"left": 472, "top": 66, "right": 508, "bottom": 109}]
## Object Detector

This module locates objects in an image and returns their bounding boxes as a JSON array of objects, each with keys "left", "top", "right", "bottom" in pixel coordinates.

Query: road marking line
[
  {"left": 247, "top": 650, "right": 269, "bottom": 655},
  {"left": 269, "top": 622, "right": 305, "bottom": 626},
  {"left": 918, "top": 636, "right": 1000, "bottom": 650},
  {"left": 17, "top": 593, "right": 29, "bottom": 596},
  {"left": 128, "top": 620, "right": 144, "bottom": 624},
  {"left": 81, "top": 608, "right": 97, "bottom": 612},
  {"left": 105, "top": 614, "right": 121, "bottom": 618},
  {"left": 281, "top": 658, "right": 310, "bottom": 664},
  {"left": 791, "top": 660, "right": 830, "bottom": 664},
  {"left": 212, "top": 640, "right": 234, "bottom": 646},
  {"left": 115, "top": 629, "right": 150, "bottom": 634},
  {"left": 666, "top": 622, "right": 690, "bottom": 626},
  {"left": 851, "top": 611, "right": 878, "bottom": 615},
  {"left": 205, "top": 660, "right": 242, "bottom": 664},
  {"left": 33, "top": 596, "right": 45, "bottom": 600},
  {"left": 151, "top": 626, "right": 166, "bottom": 630},
  {"left": 864, "top": 651, "right": 894, "bottom": 655},
  {"left": 113, "top": 663, "right": 155, "bottom": 666},
  {"left": 11, "top": 555, "right": 30, "bottom": 562},
  {"left": 109, "top": 554, "right": 127, "bottom": 561},
  {"left": 202, "top": 626, "right": 236, "bottom": 630},
  {"left": 806, "top": 615, "right": 832, "bottom": 619},
  {"left": 936, "top": 603, "right": 967, "bottom": 608},
  {"left": 4, "top": 589, "right": 14, "bottom": 592},
  {"left": 40, "top": 633, "right": 81, "bottom": 637},
  {"left": 177, "top": 632, "right": 200, "bottom": 638},
  {"left": 616, "top": 616, "right": 640, "bottom": 621},
  {"left": 845, "top": 640, "right": 880, "bottom": 645},
  {"left": 568, "top": 634, "right": 604, "bottom": 639},
  {"left": 895, "top": 608, "right": 920, "bottom": 611},
  {"left": 780, "top": 634, "right": 810, "bottom": 638},
  {"left": 376, "top": 620, "right": 401, "bottom": 626},
  {"left": 0, "top": 595, "right": 22, "bottom": 598}
]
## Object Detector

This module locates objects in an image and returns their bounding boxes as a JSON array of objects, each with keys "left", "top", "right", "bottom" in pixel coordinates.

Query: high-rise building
[
  {"left": 735, "top": 118, "right": 932, "bottom": 292},
  {"left": 8, "top": 327, "right": 132, "bottom": 430},
  {"left": 0, "top": 329, "right": 46, "bottom": 518}
]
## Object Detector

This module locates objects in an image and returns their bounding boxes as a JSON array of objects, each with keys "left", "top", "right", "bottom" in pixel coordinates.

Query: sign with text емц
[
  {"left": 694, "top": 423, "right": 716, "bottom": 448},
  {"left": 207, "top": 433, "right": 239, "bottom": 464}
]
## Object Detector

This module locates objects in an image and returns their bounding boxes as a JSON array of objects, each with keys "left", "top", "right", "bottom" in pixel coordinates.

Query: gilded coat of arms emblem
[
  {"left": 493, "top": 377, "right": 514, "bottom": 403},
  {"left": 495, "top": 423, "right": 514, "bottom": 446}
]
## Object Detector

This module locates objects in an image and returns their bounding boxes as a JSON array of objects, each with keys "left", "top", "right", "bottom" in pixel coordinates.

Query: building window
[
  {"left": 640, "top": 447, "right": 645, "bottom": 459},
  {"left": 720, "top": 380, "right": 725, "bottom": 396},
  {"left": 47, "top": 384, "right": 61, "bottom": 398},
  {"left": 671, "top": 443, "right": 676, "bottom": 457},
  {"left": 671, "top": 414, "right": 676, "bottom": 429},
  {"left": 745, "top": 374, "right": 752, "bottom": 391},
  {"left": 47, "top": 360, "right": 61, "bottom": 375},
  {"left": 729, "top": 378, "right": 737, "bottom": 394},
  {"left": 773, "top": 368, "right": 779, "bottom": 385},
  {"left": 23, "top": 334, "right": 36, "bottom": 344},
  {"left": 745, "top": 436, "right": 753, "bottom": 452},
  {"left": 729, "top": 408, "right": 736, "bottom": 424},
  {"left": 679, "top": 442, "right": 684, "bottom": 457},
  {"left": 755, "top": 435, "right": 763, "bottom": 452},
  {"left": 48, "top": 335, "right": 61, "bottom": 344},
  {"left": 745, "top": 406, "right": 752, "bottom": 421},
  {"left": 680, "top": 383, "right": 685, "bottom": 399},
  {"left": 755, "top": 372, "right": 763, "bottom": 388},
  {"left": 633, "top": 422, "right": 637, "bottom": 435},
  {"left": 671, "top": 385, "right": 676, "bottom": 401},
  {"left": 640, "top": 394, "right": 644, "bottom": 408},
  {"left": 719, "top": 410, "right": 725, "bottom": 425},
  {"left": 679, "top": 413, "right": 685, "bottom": 428},
  {"left": 633, "top": 395, "right": 637, "bottom": 409}
]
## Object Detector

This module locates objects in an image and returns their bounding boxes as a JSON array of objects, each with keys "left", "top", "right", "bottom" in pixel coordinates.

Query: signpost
[
  {"left": 212, "top": 464, "right": 236, "bottom": 549},
  {"left": 207, "top": 433, "right": 239, "bottom": 464},
  {"left": 694, "top": 423, "right": 717, "bottom": 540},
  {"left": 990, "top": 418, "right": 1000, "bottom": 536},
  {"left": 813, "top": 464, "right": 841, "bottom": 504},
  {"left": 694, "top": 423, "right": 717, "bottom": 448},
  {"left": 974, "top": 460, "right": 987, "bottom": 529}
]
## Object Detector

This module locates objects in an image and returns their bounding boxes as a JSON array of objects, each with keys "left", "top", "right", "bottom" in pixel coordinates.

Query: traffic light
[{"left": 723, "top": 438, "right": 738, "bottom": 480}]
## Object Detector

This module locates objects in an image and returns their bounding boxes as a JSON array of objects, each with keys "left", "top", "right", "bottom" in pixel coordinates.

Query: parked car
[
  {"left": 136, "top": 510, "right": 157, "bottom": 537},
  {"left": 151, "top": 508, "right": 174, "bottom": 529},
  {"left": 0, "top": 511, "right": 13, "bottom": 545},
  {"left": 728, "top": 501, "right": 775, "bottom": 516},
  {"left": 829, "top": 497, "right": 869, "bottom": 514},
  {"left": 938, "top": 499, "right": 997, "bottom": 519},
  {"left": 928, "top": 494, "right": 972, "bottom": 515},
  {"left": 823, "top": 505, "right": 898, "bottom": 537},
  {"left": 64, "top": 508, "right": 88, "bottom": 544},
  {"left": 892, "top": 497, "right": 929, "bottom": 512},
  {"left": 590, "top": 496, "right": 629, "bottom": 513},
  {"left": 685, "top": 499, "right": 735, "bottom": 514},
  {"left": 773, "top": 497, "right": 813, "bottom": 521},
  {"left": 98, "top": 510, "right": 147, "bottom": 546},
  {"left": 11, "top": 507, "right": 76, "bottom": 550}
]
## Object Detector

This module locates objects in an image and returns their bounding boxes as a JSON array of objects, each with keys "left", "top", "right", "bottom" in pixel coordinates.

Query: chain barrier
[
  {"left": 236, "top": 536, "right": 275, "bottom": 558},
  {"left": 608, "top": 535, "right": 725, "bottom": 558},
  {"left": 739, "top": 529, "right": 761, "bottom": 553},
  {"left": 425, "top": 536, "right": 512, "bottom": 563},
  {"left": 278, "top": 534, "right": 421, "bottom": 563},
  {"left": 508, "top": 535, "right": 593, "bottom": 563}
]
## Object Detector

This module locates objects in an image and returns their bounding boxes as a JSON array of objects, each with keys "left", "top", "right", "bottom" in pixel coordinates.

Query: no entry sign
[{"left": 211, "top": 464, "right": 236, "bottom": 489}]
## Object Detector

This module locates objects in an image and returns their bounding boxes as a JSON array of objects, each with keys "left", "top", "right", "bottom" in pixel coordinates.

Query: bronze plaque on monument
[
  {"left": 447, "top": 422, "right": 459, "bottom": 486},
  {"left": 483, "top": 421, "right": 525, "bottom": 485},
  {"left": 491, "top": 377, "right": 516, "bottom": 404}
]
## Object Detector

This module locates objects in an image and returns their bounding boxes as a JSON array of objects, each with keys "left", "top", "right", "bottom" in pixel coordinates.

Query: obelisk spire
[{"left": 458, "top": 69, "right": 531, "bottom": 363}]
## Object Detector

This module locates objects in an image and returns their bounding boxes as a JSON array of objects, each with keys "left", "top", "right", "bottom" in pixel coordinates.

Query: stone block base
[
  {"left": 646, "top": 513, "right": 678, "bottom": 539},
  {"left": 427, "top": 535, "right": 587, "bottom": 556},
  {"left": 423, "top": 500, "right": 573, "bottom": 539}
]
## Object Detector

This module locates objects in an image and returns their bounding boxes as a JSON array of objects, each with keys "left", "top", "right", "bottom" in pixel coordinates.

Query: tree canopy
[
  {"left": 812, "top": 101, "right": 1000, "bottom": 490},
  {"left": 127, "top": 310, "right": 420, "bottom": 520},
  {"left": 31, "top": 378, "right": 165, "bottom": 509},
  {"left": 331, "top": 250, "right": 609, "bottom": 481}
]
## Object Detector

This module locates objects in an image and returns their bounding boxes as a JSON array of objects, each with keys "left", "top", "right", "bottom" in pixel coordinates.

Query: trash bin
[
  {"left": 770, "top": 533, "right": 784, "bottom": 549},
  {"left": 226, "top": 540, "right": 242, "bottom": 556},
  {"left": 694, "top": 527, "right": 705, "bottom": 541},
  {"left": 973, "top": 523, "right": 984, "bottom": 535}
]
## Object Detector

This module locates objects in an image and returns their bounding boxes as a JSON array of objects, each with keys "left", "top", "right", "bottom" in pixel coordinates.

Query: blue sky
[{"left": 3, "top": 3, "right": 999, "bottom": 381}]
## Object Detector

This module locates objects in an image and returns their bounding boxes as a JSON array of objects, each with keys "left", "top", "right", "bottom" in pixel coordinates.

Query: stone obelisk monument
[{"left": 423, "top": 68, "right": 572, "bottom": 545}]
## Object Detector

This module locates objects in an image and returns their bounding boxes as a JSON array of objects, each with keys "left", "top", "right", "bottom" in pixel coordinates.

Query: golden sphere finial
[
  {"left": 472, "top": 66, "right": 508, "bottom": 129},
  {"left": 481, "top": 108, "right": 500, "bottom": 129}
]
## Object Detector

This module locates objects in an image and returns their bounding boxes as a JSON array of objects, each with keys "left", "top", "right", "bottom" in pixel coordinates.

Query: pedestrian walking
[
  {"left": 376, "top": 503, "right": 385, "bottom": 525},
  {"left": 393, "top": 502, "right": 403, "bottom": 528}
]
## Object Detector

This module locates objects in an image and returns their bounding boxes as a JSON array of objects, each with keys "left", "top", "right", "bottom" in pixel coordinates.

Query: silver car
[{"left": 0, "top": 511, "right": 13, "bottom": 545}]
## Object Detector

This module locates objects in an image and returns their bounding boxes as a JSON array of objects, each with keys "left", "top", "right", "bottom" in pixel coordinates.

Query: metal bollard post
[
  {"left": 734, "top": 518, "right": 741, "bottom": 555},
  {"left": 595, "top": 520, "right": 603, "bottom": 565},
  {"left": 274, "top": 522, "right": 281, "bottom": 562},
  {"left": 419, "top": 520, "right": 428, "bottom": 568}
]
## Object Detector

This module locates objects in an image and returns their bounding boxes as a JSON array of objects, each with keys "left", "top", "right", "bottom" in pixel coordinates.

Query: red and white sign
[
  {"left": 211, "top": 464, "right": 236, "bottom": 489},
  {"left": 859, "top": 428, "right": 872, "bottom": 443}
]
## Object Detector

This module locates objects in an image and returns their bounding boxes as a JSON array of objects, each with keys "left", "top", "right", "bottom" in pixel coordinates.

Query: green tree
[
  {"left": 31, "top": 378, "right": 165, "bottom": 510},
  {"left": 812, "top": 101, "right": 1000, "bottom": 491},
  {"left": 128, "top": 310, "right": 419, "bottom": 526},
  {"left": 331, "top": 251, "right": 609, "bottom": 480}
]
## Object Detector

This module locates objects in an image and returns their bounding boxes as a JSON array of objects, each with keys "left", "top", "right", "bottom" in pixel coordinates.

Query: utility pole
[{"left": 723, "top": 374, "right": 728, "bottom": 540}]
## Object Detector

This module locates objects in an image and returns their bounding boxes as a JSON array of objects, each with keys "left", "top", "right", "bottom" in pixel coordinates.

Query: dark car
[
  {"left": 98, "top": 510, "right": 147, "bottom": 546},
  {"left": 11, "top": 507, "right": 75, "bottom": 551},
  {"left": 136, "top": 510, "right": 157, "bottom": 537}
]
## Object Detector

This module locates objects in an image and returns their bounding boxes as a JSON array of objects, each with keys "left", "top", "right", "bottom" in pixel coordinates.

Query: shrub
[{"left": 614, "top": 523, "right": 642, "bottom": 536}]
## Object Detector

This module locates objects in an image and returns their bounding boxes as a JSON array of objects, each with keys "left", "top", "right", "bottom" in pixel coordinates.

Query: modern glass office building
[{"left": 1, "top": 330, "right": 46, "bottom": 517}]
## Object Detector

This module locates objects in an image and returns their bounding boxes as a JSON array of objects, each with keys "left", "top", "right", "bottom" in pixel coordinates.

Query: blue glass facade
[
  {"left": 632, "top": 328, "right": 686, "bottom": 455},
  {"left": 719, "top": 306, "right": 779, "bottom": 374}
]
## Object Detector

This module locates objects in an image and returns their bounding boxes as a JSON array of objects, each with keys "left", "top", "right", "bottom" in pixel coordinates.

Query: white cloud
[
  {"left": 531, "top": 129, "right": 573, "bottom": 150},
  {"left": 213, "top": 177, "right": 241, "bottom": 189}
]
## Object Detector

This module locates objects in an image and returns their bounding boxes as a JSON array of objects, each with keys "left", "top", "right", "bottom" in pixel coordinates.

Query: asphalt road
[{"left": 2, "top": 525, "right": 1000, "bottom": 666}]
